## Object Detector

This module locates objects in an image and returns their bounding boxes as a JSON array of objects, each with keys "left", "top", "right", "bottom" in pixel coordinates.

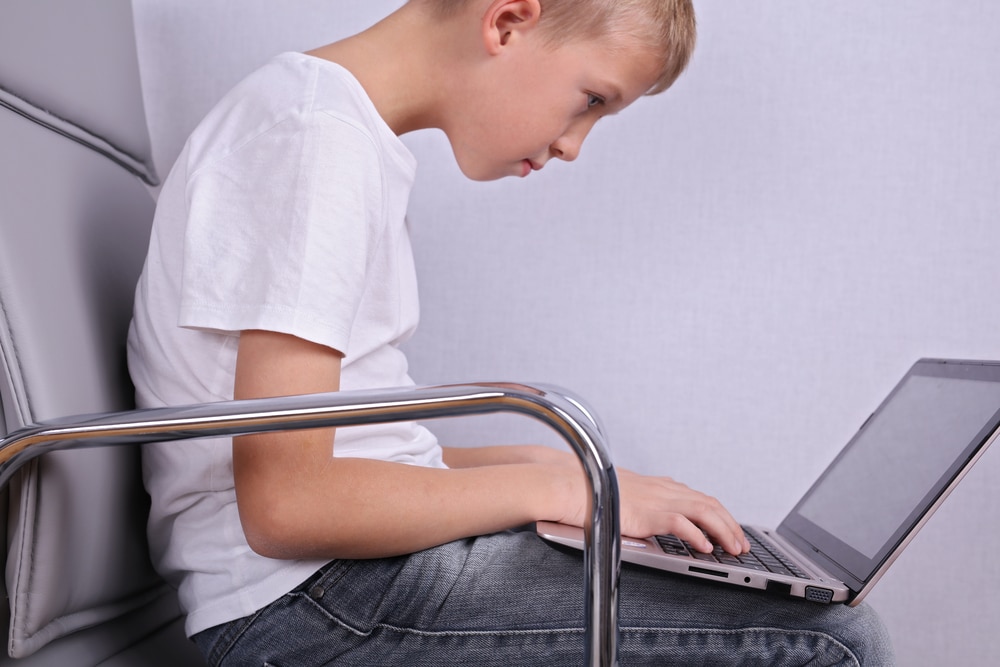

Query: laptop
[{"left": 537, "top": 358, "right": 1000, "bottom": 606}]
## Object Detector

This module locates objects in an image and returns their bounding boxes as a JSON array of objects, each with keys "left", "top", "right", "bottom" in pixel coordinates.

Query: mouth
[{"left": 521, "top": 159, "right": 542, "bottom": 177}]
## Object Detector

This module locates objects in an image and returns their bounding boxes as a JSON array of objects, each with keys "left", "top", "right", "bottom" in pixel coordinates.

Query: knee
[{"left": 831, "top": 602, "right": 895, "bottom": 666}]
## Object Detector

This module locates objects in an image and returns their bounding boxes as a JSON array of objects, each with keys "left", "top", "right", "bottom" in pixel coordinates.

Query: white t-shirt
[{"left": 127, "top": 52, "right": 444, "bottom": 637}]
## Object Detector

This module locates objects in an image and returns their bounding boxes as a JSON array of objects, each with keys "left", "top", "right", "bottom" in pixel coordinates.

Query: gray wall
[{"left": 135, "top": 1, "right": 1000, "bottom": 664}]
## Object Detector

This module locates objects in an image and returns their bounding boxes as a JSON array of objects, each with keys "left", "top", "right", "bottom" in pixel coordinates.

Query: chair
[{"left": 0, "top": 1, "right": 620, "bottom": 665}]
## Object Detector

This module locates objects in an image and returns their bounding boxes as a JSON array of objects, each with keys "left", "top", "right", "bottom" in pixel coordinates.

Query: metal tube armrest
[{"left": 0, "top": 382, "right": 622, "bottom": 666}]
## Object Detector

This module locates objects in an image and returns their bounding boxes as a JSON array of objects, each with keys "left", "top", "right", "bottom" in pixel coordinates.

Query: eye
[{"left": 587, "top": 93, "right": 606, "bottom": 109}]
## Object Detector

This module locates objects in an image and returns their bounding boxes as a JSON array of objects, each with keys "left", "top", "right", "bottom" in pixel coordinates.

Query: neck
[{"left": 307, "top": 4, "right": 465, "bottom": 136}]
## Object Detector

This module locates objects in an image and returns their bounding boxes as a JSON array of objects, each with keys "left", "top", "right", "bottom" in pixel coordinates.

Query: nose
[
  {"left": 550, "top": 118, "right": 596, "bottom": 163},
  {"left": 550, "top": 138, "right": 580, "bottom": 162}
]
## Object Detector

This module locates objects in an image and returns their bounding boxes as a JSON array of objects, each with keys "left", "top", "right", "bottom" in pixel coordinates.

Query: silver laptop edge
[
  {"left": 536, "top": 520, "right": 852, "bottom": 602},
  {"left": 847, "top": 422, "right": 1000, "bottom": 606}
]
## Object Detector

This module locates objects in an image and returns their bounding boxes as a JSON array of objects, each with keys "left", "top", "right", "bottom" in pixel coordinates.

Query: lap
[{"left": 195, "top": 530, "right": 894, "bottom": 666}]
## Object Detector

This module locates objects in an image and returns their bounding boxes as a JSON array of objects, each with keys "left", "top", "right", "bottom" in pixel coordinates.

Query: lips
[{"left": 521, "top": 159, "right": 543, "bottom": 177}]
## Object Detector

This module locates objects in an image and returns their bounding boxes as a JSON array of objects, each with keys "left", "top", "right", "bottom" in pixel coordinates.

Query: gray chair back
[{"left": 0, "top": 0, "right": 204, "bottom": 663}]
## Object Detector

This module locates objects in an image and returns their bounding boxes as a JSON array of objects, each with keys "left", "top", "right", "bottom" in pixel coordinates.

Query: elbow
[
  {"left": 242, "top": 526, "right": 296, "bottom": 561},
  {"left": 235, "top": 491, "right": 373, "bottom": 560},
  {"left": 237, "top": 499, "right": 307, "bottom": 560}
]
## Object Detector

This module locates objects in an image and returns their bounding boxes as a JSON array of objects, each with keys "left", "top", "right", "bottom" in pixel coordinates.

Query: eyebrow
[
  {"left": 605, "top": 85, "right": 624, "bottom": 106},
  {"left": 599, "top": 82, "right": 628, "bottom": 115},
  {"left": 604, "top": 90, "right": 625, "bottom": 116}
]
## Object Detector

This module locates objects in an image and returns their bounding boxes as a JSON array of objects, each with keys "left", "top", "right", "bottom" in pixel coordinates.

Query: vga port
[{"left": 805, "top": 586, "right": 834, "bottom": 604}]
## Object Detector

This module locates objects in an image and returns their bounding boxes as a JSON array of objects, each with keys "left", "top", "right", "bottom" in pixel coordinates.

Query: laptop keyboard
[{"left": 654, "top": 527, "right": 810, "bottom": 579}]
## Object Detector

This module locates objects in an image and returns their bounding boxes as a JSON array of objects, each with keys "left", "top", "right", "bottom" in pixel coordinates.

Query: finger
[
  {"left": 645, "top": 509, "right": 735, "bottom": 555},
  {"left": 678, "top": 496, "right": 747, "bottom": 555},
  {"left": 663, "top": 517, "right": 714, "bottom": 553}
]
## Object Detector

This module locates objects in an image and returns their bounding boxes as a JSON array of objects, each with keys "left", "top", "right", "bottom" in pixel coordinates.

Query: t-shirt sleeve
[{"left": 178, "top": 109, "right": 384, "bottom": 355}]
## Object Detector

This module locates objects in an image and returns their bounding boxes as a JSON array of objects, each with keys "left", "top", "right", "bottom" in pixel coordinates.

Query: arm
[
  {"left": 444, "top": 446, "right": 750, "bottom": 554},
  {"left": 232, "top": 329, "right": 579, "bottom": 560},
  {"left": 442, "top": 444, "right": 571, "bottom": 468},
  {"left": 233, "top": 330, "right": 748, "bottom": 560}
]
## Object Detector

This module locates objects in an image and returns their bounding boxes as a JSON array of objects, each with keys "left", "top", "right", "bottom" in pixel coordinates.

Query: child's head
[
  {"left": 399, "top": 0, "right": 696, "bottom": 181},
  {"left": 419, "top": 0, "right": 696, "bottom": 95}
]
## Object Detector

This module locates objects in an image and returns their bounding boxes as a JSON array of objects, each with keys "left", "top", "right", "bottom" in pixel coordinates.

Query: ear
[{"left": 481, "top": 0, "right": 543, "bottom": 55}]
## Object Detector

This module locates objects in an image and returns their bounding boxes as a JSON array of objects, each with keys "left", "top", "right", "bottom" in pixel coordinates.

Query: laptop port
[
  {"left": 805, "top": 586, "right": 834, "bottom": 604},
  {"left": 689, "top": 566, "right": 728, "bottom": 578},
  {"left": 765, "top": 580, "right": 792, "bottom": 596}
]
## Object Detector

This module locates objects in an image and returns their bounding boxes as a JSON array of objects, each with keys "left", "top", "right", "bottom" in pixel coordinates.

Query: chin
[
  {"left": 458, "top": 167, "right": 509, "bottom": 182},
  {"left": 447, "top": 145, "right": 510, "bottom": 182},
  {"left": 453, "top": 159, "right": 506, "bottom": 182}
]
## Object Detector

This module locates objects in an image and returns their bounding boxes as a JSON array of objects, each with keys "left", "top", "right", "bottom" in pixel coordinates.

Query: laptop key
[
  {"left": 654, "top": 534, "right": 691, "bottom": 556},
  {"left": 738, "top": 562, "right": 769, "bottom": 572},
  {"left": 655, "top": 532, "right": 811, "bottom": 579}
]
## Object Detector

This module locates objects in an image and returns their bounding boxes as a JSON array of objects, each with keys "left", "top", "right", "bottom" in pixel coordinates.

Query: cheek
[{"left": 497, "top": 113, "right": 566, "bottom": 154}]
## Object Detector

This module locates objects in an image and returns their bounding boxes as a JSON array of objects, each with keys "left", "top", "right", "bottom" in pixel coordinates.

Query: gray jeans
[{"left": 192, "top": 530, "right": 894, "bottom": 666}]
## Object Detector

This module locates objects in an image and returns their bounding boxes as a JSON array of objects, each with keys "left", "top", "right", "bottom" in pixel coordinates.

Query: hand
[
  {"left": 616, "top": 470, "right": 749, "bottom": 555},
  {"left": 554, "top": 466, "right": 749, "bottom": 556}
]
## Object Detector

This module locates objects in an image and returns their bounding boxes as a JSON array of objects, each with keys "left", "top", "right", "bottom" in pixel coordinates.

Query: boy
[{"left": 128, "top": 0, "right": 895, "bottom": 664}]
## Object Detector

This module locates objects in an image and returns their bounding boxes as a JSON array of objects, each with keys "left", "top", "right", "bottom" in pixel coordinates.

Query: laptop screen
[{"left": 779, "top": 360, "right": 1000, "bottom": 588}]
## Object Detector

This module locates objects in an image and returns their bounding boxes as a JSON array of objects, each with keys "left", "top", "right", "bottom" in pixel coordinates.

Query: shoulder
[{"left": 184, "top": 53, "right": 411, "bottom": 178}]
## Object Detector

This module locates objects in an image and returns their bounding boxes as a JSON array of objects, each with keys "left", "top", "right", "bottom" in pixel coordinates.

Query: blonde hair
[{"left": 420, "top": 0, "right": 696, "bottom": 94}]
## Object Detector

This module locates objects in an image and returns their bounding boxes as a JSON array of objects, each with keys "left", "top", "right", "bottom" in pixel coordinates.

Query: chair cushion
[
  {"left": 0, "top": 98, "right": 166, "bottom": 660},
  {"left": 0, "top": 0, "right": 193, "bottom": 660}
]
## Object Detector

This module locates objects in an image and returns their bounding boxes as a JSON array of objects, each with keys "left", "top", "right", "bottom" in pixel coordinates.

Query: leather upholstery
[
  {"left": 0, "top": 0, "right": 201, "bottom": 663},
  {"left": 0, "top": 0, "right": 157, "bottom": 185}
]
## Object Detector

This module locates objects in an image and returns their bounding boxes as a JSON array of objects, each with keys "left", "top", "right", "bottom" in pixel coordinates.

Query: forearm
[
  {"left": 441, "top": 444, "right": 573, "bottom": 468},
  {"left": 236, "top": 455, "right": 580, "bottom": 561}
]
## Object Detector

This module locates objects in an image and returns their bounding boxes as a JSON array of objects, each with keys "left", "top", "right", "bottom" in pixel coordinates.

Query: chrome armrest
[{"left": 0, "top": 382, "right": 622, "bottom": 667}]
